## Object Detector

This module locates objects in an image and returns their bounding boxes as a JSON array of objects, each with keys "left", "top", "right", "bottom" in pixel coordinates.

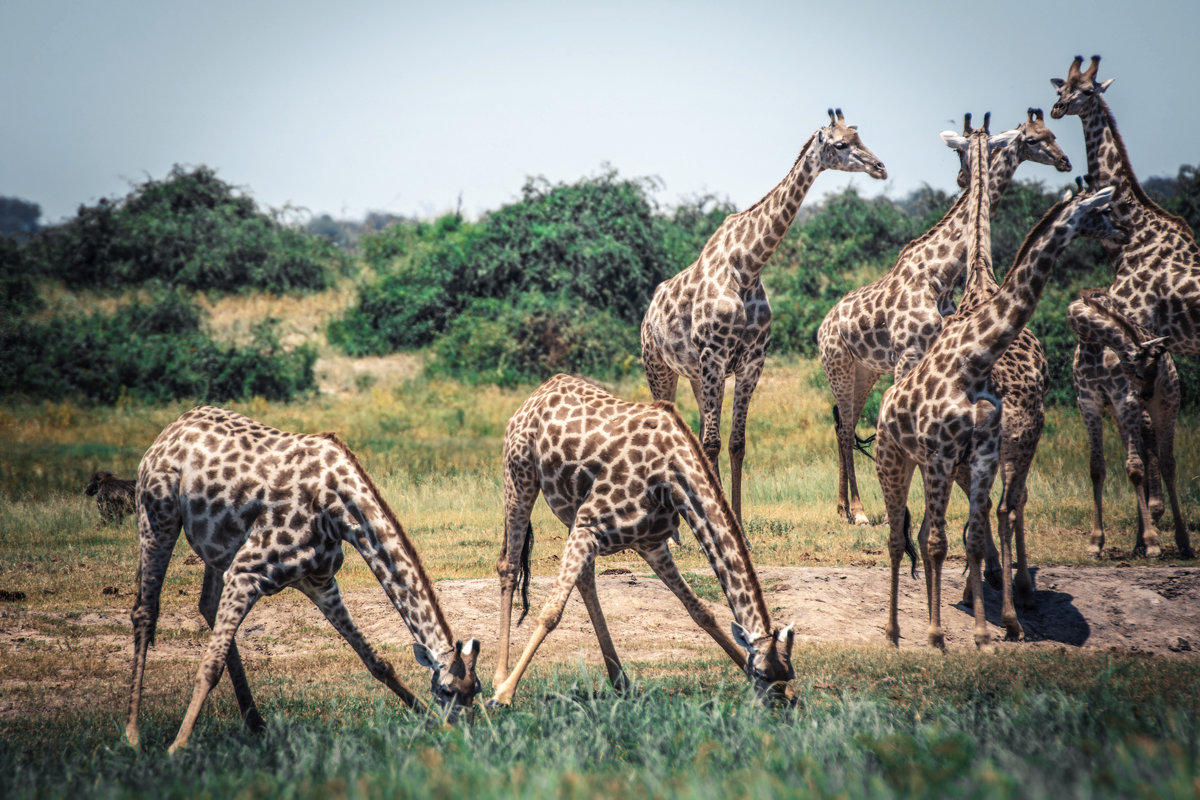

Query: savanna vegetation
[{"left": 2, "top": 161, "right": 1199, "bottom": 798}]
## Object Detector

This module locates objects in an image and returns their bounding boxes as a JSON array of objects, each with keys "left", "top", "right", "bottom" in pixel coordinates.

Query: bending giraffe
[
  {"left": 641, "top": 108, "right": 887, "bottom": 527},
  {"left": 489, "top": 374, "right": 795, "bottom": 706},
  {"left": 1074, "top": 339, "right": 1184, "bottom": 559},
  {"left": 1052, "top": 55, "right": 1196, "bottom": 559},
  {"left": 819, "top": 109, "right": 1071, "bottom": 527},
  {"left": 875, "top": 119, "right": 1128, "bottom": 648},
  {"left": 128, "top": 406, "right": 481, "bottom": 753}
]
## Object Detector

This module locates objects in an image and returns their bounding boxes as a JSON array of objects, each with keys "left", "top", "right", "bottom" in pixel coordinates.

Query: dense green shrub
[
  {"left": 24, "top": 166, "right": 347, "bottom": 293},
  {"left": 427, "top": 294, "right": 640, "bottom": 387},
  {"left": 0, "top": 291, "right": 316, "bottom": 404},
  {"left": 331, "top": 170, "right": 690, "bottom": 360}
]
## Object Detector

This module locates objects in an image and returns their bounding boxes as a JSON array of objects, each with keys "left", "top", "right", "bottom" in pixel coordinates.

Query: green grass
[{"left": 2, "top": 650, "right": 1198, "bottom": 799}]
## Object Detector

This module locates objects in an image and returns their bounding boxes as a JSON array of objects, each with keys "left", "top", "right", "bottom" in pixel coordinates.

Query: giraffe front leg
[
  {"left": 575, "top": 561, "right": 628, "bottom": 692},
  {"left": 1117, "top": 401, "right": 1160, "bottom": 559},
  {"left": 875, "top": 433, "right": 914, "bottom": 647},
  {"left": 168, "top": 572, "right": 265, "bottom": 754},
  {"left": 640, "top": 542, "right": 746, "bottom": 669},
  {"left": 126, "top": 495, "right": 180, "bottom": 750},
  {"left": 694, "top": 347, "right": 728, "bottom": 480},
  {"left": 1078, "top": 385, "right": 1108, "bottom": 558},
  {"left": 1151, "top": 397, "right": 1194, "bottom": 559},
  {"left": 920, "top": 464, "right": 953, "bottom": 651},
  {"left": 488, "top": 526, "right": 599, "bottom": 707},
  {"left": 969, "top": 405, "right": 1004, "bottom": 645},
  {"left": 198, "top": 565, "right": 265, "bottom": 733},
  {"left": 730, "top": 351, "right": 766, "bottom": 530},
  {"left": 296, "top": 577, "right": 424, "bottom": 710}
]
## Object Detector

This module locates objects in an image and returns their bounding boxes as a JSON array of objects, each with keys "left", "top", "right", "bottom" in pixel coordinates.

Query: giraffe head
[
  {"left": 732, "top": 621, "right": 795, "bottom": 701},
  {"left": 1050, "top": 55, "right": 1114, "bottom": 119},
  {"left": 818, "top": 108, "right": 888, "bottom": 180},
  {"left": 1060, "top": 181, "right": 1129, "bottom": 245},
  {"left": 413, "top": 638, "right": 482, "bottom": 714},
  {"left": 946, "top": 109, "right": 1070, "bottom": 188},
  {"left": 940, "top": 112, "right": 1021, "bottom": 184}
]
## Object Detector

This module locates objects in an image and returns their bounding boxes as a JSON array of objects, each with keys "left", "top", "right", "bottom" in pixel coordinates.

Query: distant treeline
[{"left": 2, "top": 163, "right": 1198, "bottom": 406}]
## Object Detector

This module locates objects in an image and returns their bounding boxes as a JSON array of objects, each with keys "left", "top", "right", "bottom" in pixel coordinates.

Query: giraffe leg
[
  {"left": 843, "top": 364, "right": 881, "bottom": 526},
  {"left": 1148, "top": 381, "right": 1193, "bottom": 559},
  {"left": 1078, "top": 383, "right": 1108, "bottom": 558},
  {"left": 295, "top": 577, "right": 423, "bottom": 710},
  {"left": 729, "top": 351, "right": 766, "bottom": 530},
  {"left": 875, "top": 430, "right": 914, "bottom": 647},
  {"left": 919, "top": 462, "right": 953, "bottom": 651},
  {"left": 198, "top": 564, "right": 265, "bottom": 733},
  {"left": 640, "top": 542, "right": 746, "bottom": 669},
  {"left": 574, "top": 561, "right": 628, "bottom": 691},
  {"left": 819, "top": 325, "right": 862, "bottom": 526},
  {"left": 168, "top": 571, "right": 266, "bottom": 754},
  {"left": 968, "top": 404, "right": 1003, "bottom": 646},
  {"left": 695, "top": 347, "right": 728, "bottom": 481},
  {"left": 641, "top": 334, "right": 679, "bottom": 404},
  {"left": 488, "top": 524, "right": 599, "bottom": 707},
  {"left": 125, "top": 493, "right": 180, "bottom": 750},
  {"left": 494, "top": 444, "right": 541, "bottom": 688},
  {"left": 1115, "top": 390, "right": 1160, "bottom": 558}
]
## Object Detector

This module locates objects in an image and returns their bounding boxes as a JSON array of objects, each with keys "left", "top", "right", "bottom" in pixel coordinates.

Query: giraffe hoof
[
  {"left": 243, "top": 707, "right": 266, "bottom": 734},
  {"left": 484, "top": 698, "right": 510, "bottom": 709},
  {"left": 853, "top": 513, "right": 870, "bottom": 527},
  {"left": 1179, "top": 546, "right": 1196, "bottom": 560}
]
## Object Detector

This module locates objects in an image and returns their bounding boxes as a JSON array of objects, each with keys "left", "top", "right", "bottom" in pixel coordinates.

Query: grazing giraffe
[
  {"left": 489, "top": 374, "right": 795, "bottom": 706},
  {"left": 1052, "top": 55, "right": 1197, "bottom": 559},
  {"left": 641, "top": 109, "right": 887, "bottom": 527},
  {"left": 875, "top": 119, "right": 1128, "bottom": 648},
  {"left": 128, "top": 406, "right": 481, "bottom": 753},
  {"left": 1074, "top": 340, "right": 1184, "bottom": 558},
  {"left": 819, "top": 109, "right": 1071, "bottom": 526},
  {"left": 85, "top": 471, "right": 136, "bottom": 525}
]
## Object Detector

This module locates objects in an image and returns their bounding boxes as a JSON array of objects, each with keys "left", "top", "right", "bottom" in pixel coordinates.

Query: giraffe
[
  {"left": 127, "top": 406, "right": 481, "bottom": 753},
  {"left": 819, "top": 108, "right": 1071, "bottom": 527},
  {"left": 641, "top": 108, "right": 887, "bottom": 528},
  {"left": 874, "top": 119, "right": 1128, "bottom": 649},
  {"left": 1052, "top": 54, "right": 1198, "bottom": 559},
  {"left": 1074, "top": 340, "right": 1185, "bottom": 559},
  {"left": 489, "top": 374, "right": 795, "bottom": 706}
]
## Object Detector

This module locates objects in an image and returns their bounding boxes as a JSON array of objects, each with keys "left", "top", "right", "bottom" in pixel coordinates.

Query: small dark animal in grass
[{"left": 85, "top": 472, "right": 136, "bottom": 525}]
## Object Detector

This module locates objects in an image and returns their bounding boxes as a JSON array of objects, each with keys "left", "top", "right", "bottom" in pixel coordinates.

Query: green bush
[
  {"left": 0, "top": 291, "right": 316, "bottom": 404},
  {"left": 331, "top": 169, "right": 684, "bottom": 358},
  {"left": 427, "top": 294, "right": 640, "bottom": 387},
  {"left": 24, "top": 165, "right": 347, "bottom": 293}
]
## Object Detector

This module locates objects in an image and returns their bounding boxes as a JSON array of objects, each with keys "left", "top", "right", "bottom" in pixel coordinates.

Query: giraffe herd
[{"left": 123, "top": 56, "right": 1195, "bottom": 750}]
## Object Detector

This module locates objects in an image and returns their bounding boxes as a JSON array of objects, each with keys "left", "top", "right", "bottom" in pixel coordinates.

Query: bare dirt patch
[{"left": 4, "top": 566, "right": 1196, "bottom": 708}]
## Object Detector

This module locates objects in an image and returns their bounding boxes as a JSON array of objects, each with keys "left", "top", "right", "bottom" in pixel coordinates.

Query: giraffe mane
[
  {"left": 1098, "top": 101, "right": 1192, "bottom": 232},
  {"left": 652, "top": 401, "right": 771, "bottom": 627},
  {"left": 316, "top": 431, "right": 455, "bottom": 647},
  {"left": 738, "top": 131, "right": 820, "bottom": 218},
  {"left": 888, "top": 190, "right": 971, "bottom": 271}
]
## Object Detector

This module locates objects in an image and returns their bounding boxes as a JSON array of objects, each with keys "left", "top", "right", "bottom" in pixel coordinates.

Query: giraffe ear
[
  {"left": 412, "top": 642, "right": 437, "bottom": 668},
  {"left": 1098, "top": 78, "right": 1114, "bottom": 93},
  {"left": 731, "top": 621, "right": 756, "bottom": 650},
  {"left": 1050, "top": 77, "right": 1065, "bottom": 89},
  {"left": 987, "top": 129, "right": 1021, "bottom": 151},
  {"left": 940, "top": 131, "right": 968, "bottom": 152}
]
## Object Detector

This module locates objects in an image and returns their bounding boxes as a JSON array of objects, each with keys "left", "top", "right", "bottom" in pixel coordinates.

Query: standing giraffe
[
  {"left": 819, "top": 109, "right": 1071, "bottom": 526},
  {"left": 489, "top": 374, "right": 795, "bottom": 706},
  {"left": 875, "top": 120, "right": 1128, "bottom": 648},
  {"left": 1052, "top": 55, "right": 1197, "bottom": 559},
  {"left": 1075, "top": 340, "right": 1184, "bottom": 558},
  {"left": 128, "top": 406, "right": 481, "bottom": 753},
  {"left": 641, "top": 109, "right": 887, "bottom": 527}
]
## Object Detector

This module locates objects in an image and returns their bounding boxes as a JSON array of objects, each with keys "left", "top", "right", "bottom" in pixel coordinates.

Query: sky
[{"left": 3, "top": 0, "right": 1197, "bottom": 225}]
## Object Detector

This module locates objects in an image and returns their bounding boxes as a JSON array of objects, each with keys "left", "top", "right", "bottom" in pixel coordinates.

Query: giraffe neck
[
  {"left": 720, "top": 132, "right": 822, "bottom": 286},
  {"left": 1079, "top": 98, "right": 1127, "bottom": 193},
  {"left": 964, "top": 134, "right": 994, "bottom": 309},
  {"left": 333, "top": 439, "right": 457, "bottom": 664},
  {"left": 664, "top": 408, "right": 773, "bottom": 637},
  {"left": 961, "top": 201, "right": 1079, "bottom": 374}
]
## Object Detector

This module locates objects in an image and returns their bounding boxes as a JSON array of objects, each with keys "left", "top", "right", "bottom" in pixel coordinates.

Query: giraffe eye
[{"left": 834, "top": 141, "right": 847, "bottom": 150}]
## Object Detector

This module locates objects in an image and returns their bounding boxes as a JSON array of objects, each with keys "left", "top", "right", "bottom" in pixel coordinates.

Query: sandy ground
[{"left": 4, "top": 565, "right": 1196, "bottom": 698}]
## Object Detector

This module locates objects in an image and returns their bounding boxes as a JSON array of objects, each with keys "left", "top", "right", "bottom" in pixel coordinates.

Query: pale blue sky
[{"left": 3, "top": 0, "right": 1197, "bottom": 224}]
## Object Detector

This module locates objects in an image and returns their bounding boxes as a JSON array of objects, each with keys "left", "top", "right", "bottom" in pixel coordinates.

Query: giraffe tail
[
  {"left": 516, "top": 521, "right": 534, "bottom": 626},
  {"left": 831, "top": 405, "right": 877, "bottom": 460},
  {"left": 903, "top": 508, "right": 918, "bottom": 579}
]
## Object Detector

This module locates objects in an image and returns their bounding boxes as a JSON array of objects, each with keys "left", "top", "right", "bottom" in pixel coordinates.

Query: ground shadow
[{"left": 955, "top": 568, "right": 1092, "bottom": 646}]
